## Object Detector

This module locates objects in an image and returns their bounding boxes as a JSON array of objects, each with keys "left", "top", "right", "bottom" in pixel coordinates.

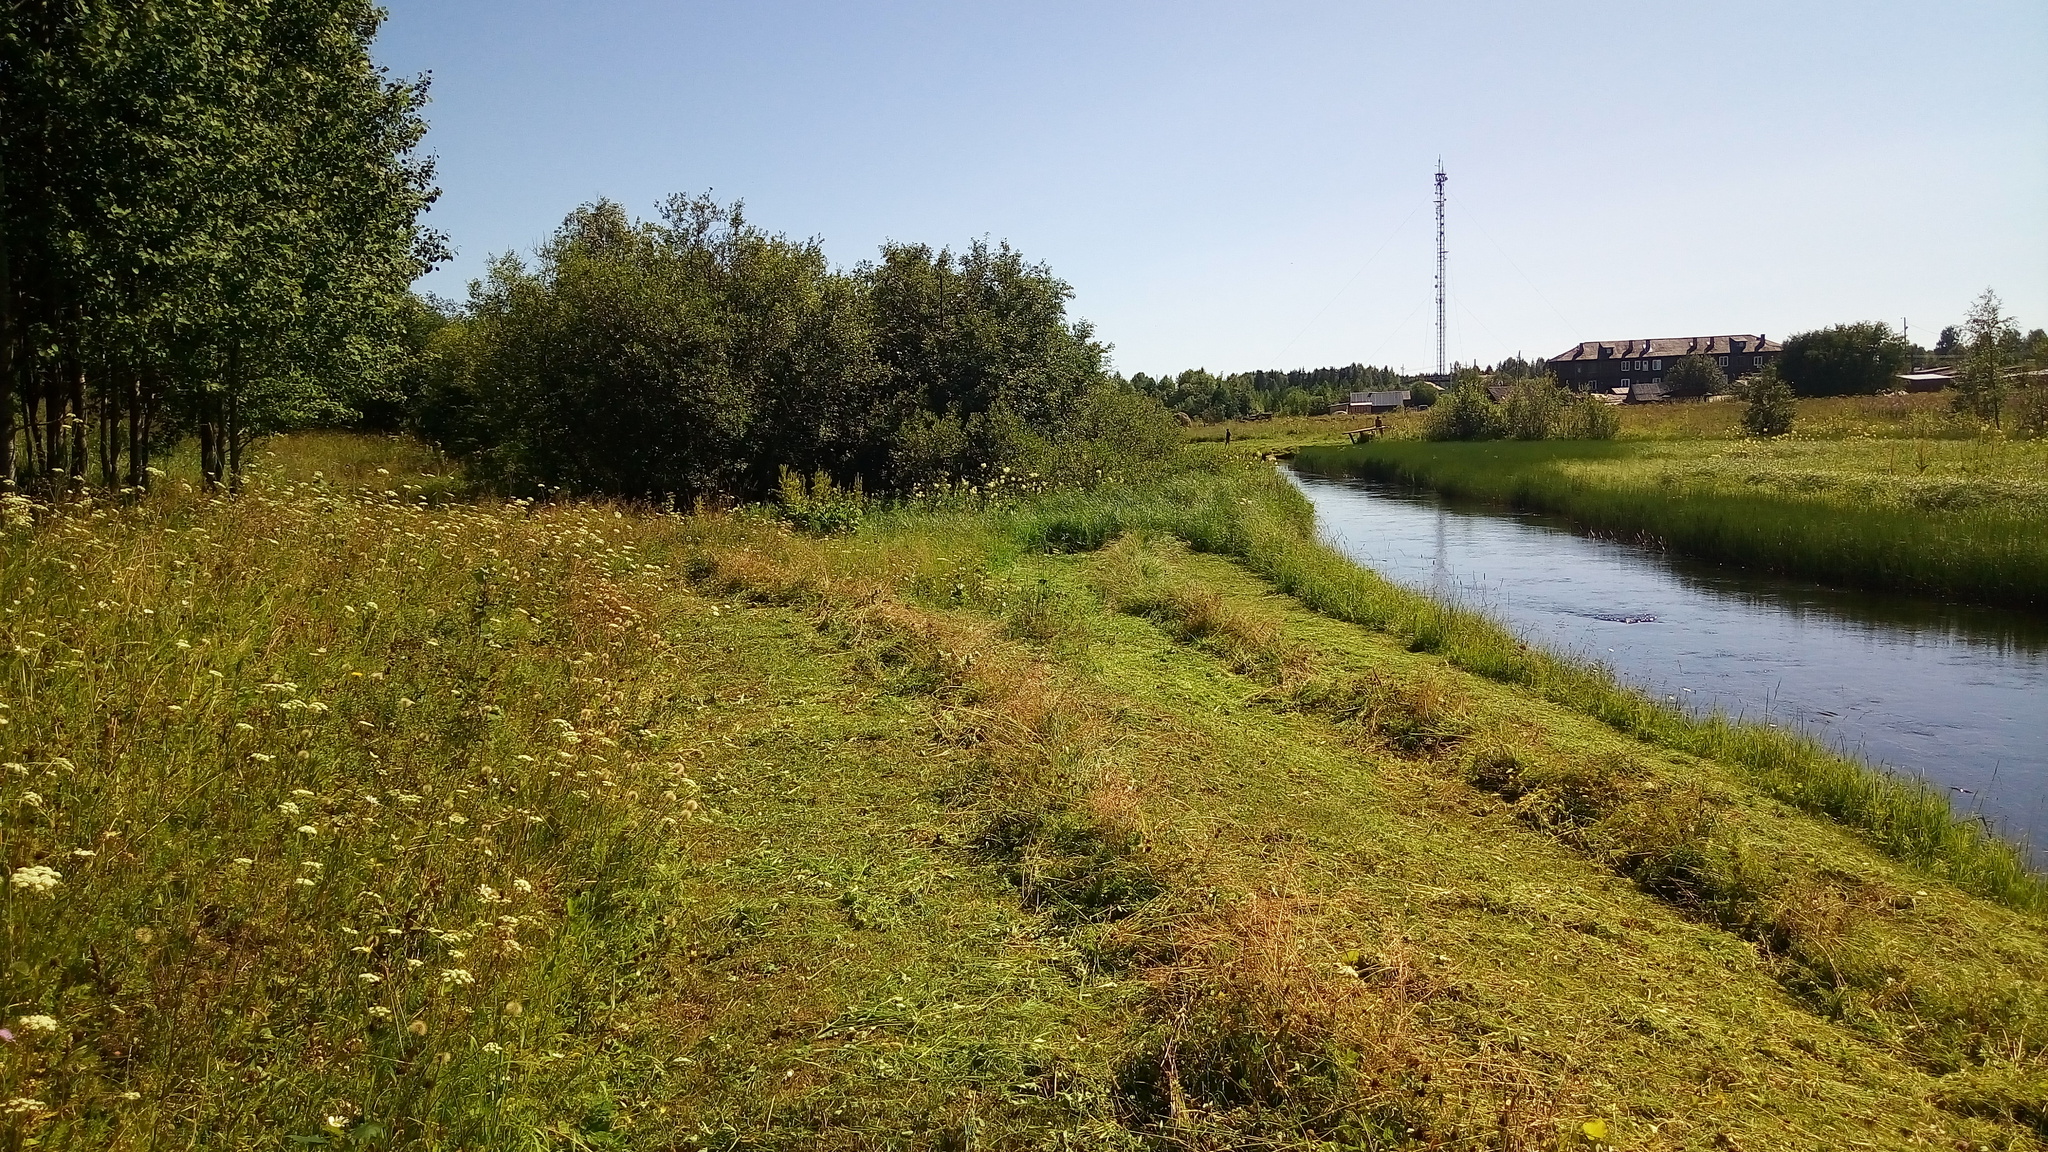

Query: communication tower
[{"left": 1434, "top": 161, "right": 1448, "bottom": 377}]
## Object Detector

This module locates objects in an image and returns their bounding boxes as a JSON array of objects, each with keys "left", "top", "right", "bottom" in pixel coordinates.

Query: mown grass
[
  {"left": 4, "top": 432, "right": 2046, "bottom": 1149},
  {"left": 1290, "top": 437, "right": 2048, "bottom": 607},
  {"left": 1009, "top": 450, "right": 2046, "bottom": 910}
]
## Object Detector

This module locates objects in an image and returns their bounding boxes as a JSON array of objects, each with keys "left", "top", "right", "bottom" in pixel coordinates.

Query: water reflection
[{"left": 1286, "top": 470, "right": 2048, "bottom": 855}]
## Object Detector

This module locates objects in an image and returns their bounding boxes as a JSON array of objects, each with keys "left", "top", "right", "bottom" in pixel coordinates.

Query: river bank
[
  {"left": 1290, "top": 437, "right": 2048, "bottom": 607},
  {"left": 1285, "top": 468, "right": 2048, "bottom": 856}
]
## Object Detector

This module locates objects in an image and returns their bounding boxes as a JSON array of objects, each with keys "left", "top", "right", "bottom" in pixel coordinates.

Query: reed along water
[{"left": 1287, "top": 469, "right": 2048, "bottom": 858}]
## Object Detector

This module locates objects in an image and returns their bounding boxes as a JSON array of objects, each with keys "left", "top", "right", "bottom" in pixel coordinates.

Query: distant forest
[{"left": 1124, "top": 356, "right": 1542, "bottom": 421}]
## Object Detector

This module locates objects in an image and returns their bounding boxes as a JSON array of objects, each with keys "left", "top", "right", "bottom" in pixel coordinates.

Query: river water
[{"left": 1286, "top": 470, "right": 2048, "bottom": 855}]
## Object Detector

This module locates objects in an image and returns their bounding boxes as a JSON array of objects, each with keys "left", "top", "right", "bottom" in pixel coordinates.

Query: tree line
[
  {"left": 1124, "top": 363, "right": 1413, "bottom": 422},
  {"left": 1, "top": 1, "right": 444, "bottom": 495},
  {"left": 409, "top": 197, "right": 1178, "bottom": 502},
  {"left": 1776, "top": 293, "right": 2043, "bottom": 410}
]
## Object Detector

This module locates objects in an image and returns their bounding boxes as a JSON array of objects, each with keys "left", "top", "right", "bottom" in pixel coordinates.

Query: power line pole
[{"left": 1434, "top": 161, "right": 1448, "bottom": 377}]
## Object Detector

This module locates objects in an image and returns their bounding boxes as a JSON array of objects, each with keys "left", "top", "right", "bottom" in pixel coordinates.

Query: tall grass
[
  {"left": 1291, "top": 439, "right": 2048, "bottom": 607},
  {"left": 1006, "top": 451, "right": 2047, "bottom": 912},
  {"left": 0, "top": 447, "right": 726, "bottom": 1143}
]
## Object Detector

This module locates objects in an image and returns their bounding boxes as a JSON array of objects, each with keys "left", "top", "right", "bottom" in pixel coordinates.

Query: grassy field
[
  {"left": 1184, "top": 392, "right": 1999, "bottom": 451},
  {"left": 1290, "top": 436, "right": 2048, "bottom": 607},
  {"left": 3, "top": 435, "right": 2045, "bottom": 1149}
]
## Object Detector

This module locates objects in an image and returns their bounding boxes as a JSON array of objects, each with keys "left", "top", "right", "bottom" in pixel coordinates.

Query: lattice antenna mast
[{"left": 1434, "top": 161, "right": 1448, "bottom": 377}]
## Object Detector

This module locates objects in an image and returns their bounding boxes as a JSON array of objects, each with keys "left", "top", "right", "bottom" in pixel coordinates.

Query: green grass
[
  {"left": 1289, "top": 437, "right": 2048, "bottom": 607},
  {"left": 4, "top": 434, "right": 2046, "bottom": 1149}
]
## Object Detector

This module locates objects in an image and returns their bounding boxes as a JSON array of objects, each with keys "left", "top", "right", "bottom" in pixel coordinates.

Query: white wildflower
[
  {"left": 297, "top": 825, "right": 318, "bottom": 835},
  {"left": 357, "top": 973, "right": 382, "bottom": 984},
  {"left": 19, "top": 792, "right": 41, "bottom": 808},
  {"left": 291, "top": 789, "right": 315, "bottom": 798},
  {"left": 440, "top": 968, "right": 474, "bottom": 986},
  {"left": 512, "top": 878, "right": 533, "bottom": 894},
  {"left": 278, "top": 801, "right": 301, "bottom": 816},
  {"left": 16, "top": 1015, "right": 58, "bottom": 1034},
  {"left": 482, "top": 1041, "right": 503, "bottom": 1054},
  {"left": 367, "top": 1006, "right": 393, "bottom": 1020},
  {"left": 9, "top": 865, "right": 61, "bottom": 895}
]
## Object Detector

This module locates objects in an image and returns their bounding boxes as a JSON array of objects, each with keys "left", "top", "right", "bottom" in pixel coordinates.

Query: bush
[
  {"left": 1740, "top": 367, "right": 1797, "bottom": 437},
  {"left": 2011, "top": 386, "right": 2048, "bottom": 438},
  {"left": 1438, "top": 376, "right": 1615, "bottom": 441},
  {"left": 1553, "top": 393, "right": 1620, "bottom": 439},
  {"left": 1502, "top": 377, "right": 1564, "bottom": 440},
  {"left": 1422, "top": 382, "right": 1507, "bottom": 441}
]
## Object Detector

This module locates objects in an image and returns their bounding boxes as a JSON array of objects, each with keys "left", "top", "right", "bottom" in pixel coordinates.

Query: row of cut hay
[
  {"left": 693, "top": 527, "right": 1585, "bottom": 1145},
  {"left": 1003, "top": 452, "right": 2048, "bottom": 913},
  {"left": 1291, "top": 440, "right": 2048, "bottom": 607},
  {"left": 1085, "top": 535, "right": 2048, "bottom": 1102}
]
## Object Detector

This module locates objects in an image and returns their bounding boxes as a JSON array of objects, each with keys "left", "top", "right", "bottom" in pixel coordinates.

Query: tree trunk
[
  {"left": 225, "top": 340, "right": 244, "bottom": 493},
  {"left": 67, "top": 348, "right": 86, "bottom": 492},
  {"left": 42, "top": 360, "right": 65, "bottom": 497},
  {"left": 226, "top": 385, "right": 241, "bottom": 493},
  {"left": 97, "top": 376, "right": 118, "bottom": 489},
  {"left": 127, "top": 370, "right": 144, "bottom": 489},
  {"left": 199, "top": 402, "right": 218, "bottom": 488},
  {"left": 0, "top": 165, "right": 13, "bottom": 491},
  {"left": 18, "top": 360, "right": 39, "bottom": 481}
]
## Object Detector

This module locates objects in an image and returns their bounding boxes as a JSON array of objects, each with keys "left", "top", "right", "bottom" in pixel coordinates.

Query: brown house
[{"left": 1546, "top": 334, "right": 1781, "bottom": 400}]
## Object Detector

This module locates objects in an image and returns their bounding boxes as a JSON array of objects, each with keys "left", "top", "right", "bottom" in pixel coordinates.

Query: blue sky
[{"left": 376, "top": 1, "right": 2048, "bottom": 376}]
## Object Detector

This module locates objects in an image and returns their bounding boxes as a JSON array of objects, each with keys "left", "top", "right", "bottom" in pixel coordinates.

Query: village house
[
  {"left": 1546, "top": 334, "right": 1781, "bottom": 401},
  {"left": 1330, "top": 389, "right": 1410, "bottom": 415}
]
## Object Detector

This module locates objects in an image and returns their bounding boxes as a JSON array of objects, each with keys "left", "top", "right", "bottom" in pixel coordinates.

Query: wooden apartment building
[{"left": 1546, "top": 334, "right": 1781, "bottom": 401}]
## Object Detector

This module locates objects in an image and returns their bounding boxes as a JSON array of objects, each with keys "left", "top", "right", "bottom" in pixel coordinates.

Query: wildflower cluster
[{"left": 0, "top": 438, "right": 718, "bottom": 1142}]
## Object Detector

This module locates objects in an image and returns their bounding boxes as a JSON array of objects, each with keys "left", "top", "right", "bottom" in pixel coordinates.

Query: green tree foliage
[
  {"left": 1665, "top": 354, "right": 1728, "bottom": 400},
  {"left": 1423, "top": 379, "right": 1508, "bottom": 441},
  {"left": 423, "top": 199, "right": 1174, "bottom": 500},
  {"left": 1, "top": 0, "right": 442, "bottom": 492},
  {"left": 1495, "top": 376, "right": 1617, "bottom": 441},
  {"left": 1778, "top": 322, "right": 1911, "bottom": 397},
  {"left": 1503, "top": 376, "right": 1563, "bottom": 439},
  {"left": 1128, "top": 362, "right": 1409, "bottom": 421},
  {"left": 867, "top": 238, "right": 1114, "bottom": 487},
  {"left": 1552, "top": 393, "right": 1621, "bottom": 440},
  {"left": 1954, "top": 289, "right": 2018, "bottom": 426},
  {"left": 1740, "top": 366, "right": 1796, "bottom": 437}
]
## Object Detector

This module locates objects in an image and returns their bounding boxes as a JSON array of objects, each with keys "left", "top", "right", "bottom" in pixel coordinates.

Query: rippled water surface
[{"left": 1287, "top": 469, "right": 2048, "bottom": 854}]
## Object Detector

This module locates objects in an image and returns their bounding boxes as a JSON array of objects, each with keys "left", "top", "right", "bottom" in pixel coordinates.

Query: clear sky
[{"left": 375, "top": 0, "right": 2048, "bottom": 377}]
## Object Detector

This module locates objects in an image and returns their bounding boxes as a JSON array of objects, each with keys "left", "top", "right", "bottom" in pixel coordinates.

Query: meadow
[{"left": 2, "top": 435, "right": 2045, "bottom": 1149}]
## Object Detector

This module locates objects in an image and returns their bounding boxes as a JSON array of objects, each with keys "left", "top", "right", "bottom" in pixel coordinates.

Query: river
[{"left": 1286, "top": 469, "right": 2048, "bottom": 856}]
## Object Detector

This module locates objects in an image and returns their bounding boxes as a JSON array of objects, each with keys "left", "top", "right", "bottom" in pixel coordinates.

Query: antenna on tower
[{"left": 1434, "top": 160, "right": 1448, "bottom": 377}]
